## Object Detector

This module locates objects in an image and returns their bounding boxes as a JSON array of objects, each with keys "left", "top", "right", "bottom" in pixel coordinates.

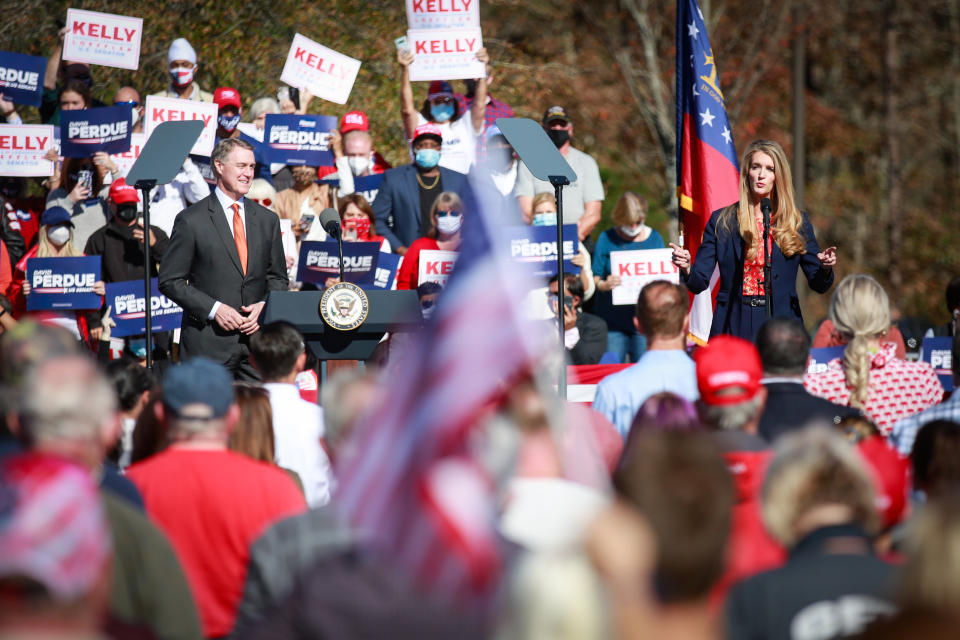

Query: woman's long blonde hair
[
  {"left": 37, "top": 224, "right": 81, "bottom": 258},
  {"left": 720, "top": 139, "right": 806, "bottom": 261},
  {"left": 829, "top": 274, "right": 891, "bottom": 409}
]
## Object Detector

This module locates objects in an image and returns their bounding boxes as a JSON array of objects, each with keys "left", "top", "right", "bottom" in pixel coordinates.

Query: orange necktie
[{"left": 231, "top": 203, "right": 247, "bottom": 274}]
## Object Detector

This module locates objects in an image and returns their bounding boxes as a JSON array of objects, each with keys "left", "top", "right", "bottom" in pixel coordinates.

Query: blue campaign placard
[
  {"left": 237, "top": 130, "right": 269, "bottom": 165},
  {"left": 105, "top": 278, "right": 183, "bottom": 338},
  {"left": 0, "top": 50, "right": 46, "bottom": 107},
  {"left": 265, "top": 114, "right": 338, "bottom": 166},
  {"left": 60, "top": 104, "right": 132, "bottom": 157},
  {"left": 806, "top": 346, "right": 846, "bottom": 375},
  {"left": 26, "top": 256, "right": 101, "bottom": 310},
  {"left": 922, "top": 336, "right": 955, "bottom": 392},
  {"left": 297, "top": 241, "right": 380, "bottom": 286},
  {"left": 370, "top": 251, "right": 400, "bottom": 289},
  {"left": 506, "top": 224, "right": 580, "bottom": 278}
]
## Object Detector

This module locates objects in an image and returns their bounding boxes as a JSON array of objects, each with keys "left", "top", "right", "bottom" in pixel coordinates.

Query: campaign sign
[
  {"left": 319, "top": 172, "right": 384, "bottom": 203},
  {"left": 297, "top": 241, "right": 380, "bottom": 286},
  {"left": 60, "top": 104, "right": 132, "bottom": 157},
  {"left": 109, "top": 132, "right": 145, "bottom": 177},
  {"left": 236, "top": 123, "right": 270, "bottom": 165},
  {"left": 144, "top": 96, "right": 217, "bottom": 157},
  {"left": 0, "top": 51, "right": 45, "bottom": 107},
  {"left": 105, "top": 279, "right": 183, "bottom": 338},
  {"left": 408, "top": 28, "right": 485, "bottom": 81},
  {"left": 406, "top": 0, "right": 480, "bottom": 30},
  {"left": 0, "top": 124, "right": 55, "bottom": 177},
  {"left": 610, "top": 248, "right": 680, "bottom": 306},
  {"left": 372, "top": 252, "right": 401, "bottom": 290},
  {"left": 807, "top": 346, "right": 846, "bottom": 375},
  {"left": 63, "top": 9, "right": 143, "bottom": 71},
  {"left": 264, "top": 114, "right": 338, "bottom": 166},
  {"left": 280, "top": 34, "right": 361, "bottom": 105},
  {"left": 507, "top": 224, "right": 579, "bottom": 279},
  {"left": 922, "top": 337, "right": 955, "bottom": 392},
  {"left": 418, "top": 249, "right": 458, "bottom": 286},
  {"left": 26, "top": 256, "right": 101, "bottom": 311}
]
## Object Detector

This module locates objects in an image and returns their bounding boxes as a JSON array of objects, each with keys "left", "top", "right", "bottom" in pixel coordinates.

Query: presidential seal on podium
[{"left": 319, "top": 282, "right": 369, "bottom": 331}]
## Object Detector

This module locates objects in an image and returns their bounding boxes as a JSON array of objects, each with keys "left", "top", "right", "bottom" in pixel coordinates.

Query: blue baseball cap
[
  {"left": 41, "top": 206, "right": 73, "bottom": 228},
  {"left": 162, "top": 357, "right": 234, "bottom": 418}
]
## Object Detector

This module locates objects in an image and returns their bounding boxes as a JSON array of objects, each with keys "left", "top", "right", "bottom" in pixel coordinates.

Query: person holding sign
[
  {"left": 592, "top": 192, "right": 665, "bottom": 364},
  {"left": 670, "top": 140, "right": 838, "bottom": 341},
  {"left": 396, "top": 191, "right": 463, "bottom": 290},
  {"left": 159, "top": 138, "right": 289, "bottom": 380},
  {"left": 45, "top": 154, "right": 112, "bottom": 251},
  {"left": 398, "top": 48, "right": 489, "bottom": 175}
]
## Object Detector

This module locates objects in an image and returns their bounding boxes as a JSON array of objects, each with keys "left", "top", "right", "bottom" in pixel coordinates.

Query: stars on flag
[
  {"left": 688, "top": 22, "right": 700, "bottom": 38},
  {"left": 699, "top": 107, "right": 716, "bottom": 127},
  {"left": 721, "top": 126, "right": 732, "bottom": 144}
]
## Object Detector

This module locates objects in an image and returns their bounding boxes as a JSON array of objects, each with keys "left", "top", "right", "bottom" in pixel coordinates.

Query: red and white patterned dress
[{"left": 803, "top": 342, "right": 944, "bottom": 435}]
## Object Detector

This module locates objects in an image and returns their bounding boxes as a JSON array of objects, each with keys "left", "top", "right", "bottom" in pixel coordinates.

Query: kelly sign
[
  {"left": 144, "top": 96, "right": 217, "bottom": 157},
  {"left": 26, "top": 256, "right": 102, "bottom": 311},
  {"left": 0, "top": 50, "right": 45, "bottom": 107},
  {"left": 297, "top": 241, "right": 381, "bottom": 286},
  {"left": 62, "top": 9, "right": 143, "bottom": 71},
  {"left": 60, "top": 104, "right": 132, "bottom": 157},
  {"left": 408, "top": 28, "right": 485, "bottom": 81},
  {"left": 0, "top": 124, "right": 55, "bottom": 177},
  {"left": 610, "top": 248, "right": 680, "bottom": 306},
  {"left": 418, "top": 249, "right": 458, "bottom": 286},
  {"left": 280, "top": 34, "right": 361, "bottom": 105},
  {"left": 406, "top": 0, "right": 480, "bottom": 30},
  {"left": 264, "top": 114, "right": 338, "bottom": 166},
  {"left": 922, "top": 336, "right": 955, "bottom": 392},
  {"left": 109, "top": 132, "right": 145, "bottom": 177},
  {"left": 506, "top": 224, "right": 579, "bottom": 278},
  {"left": 105, "top": 279, "right": 183, "bottom": 338}
]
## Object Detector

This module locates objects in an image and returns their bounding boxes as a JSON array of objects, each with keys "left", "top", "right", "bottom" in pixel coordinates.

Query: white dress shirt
[{"left": 208, "top": 187, "right": 248, "bottom": 319}]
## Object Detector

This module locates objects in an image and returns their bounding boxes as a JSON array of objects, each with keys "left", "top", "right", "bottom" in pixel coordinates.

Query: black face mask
[
  {"left": 116, "top": 205, "right": 137, "bottom": 222},
  {"left": 547, "top": 129, "right": 570, "bottom": 149}
]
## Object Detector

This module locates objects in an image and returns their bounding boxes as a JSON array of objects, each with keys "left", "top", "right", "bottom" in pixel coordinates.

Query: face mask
[
  {"left": 128, "top": 338, "right": 148, "bottom": 359},
  {"left": 533, "top": 211, "right": 558, "bottom": 226},
  {"left": 47, "top": 225, "right": 71, "bottom": 246},
  {"left": 170, "top": 66, "right": 194, "bottom": 87},
  {"left": 116, "top": 205, "right": 137, "bottom": 222},
  {"left": 217, "top": 113, "right": 240, "bottom": 132},
  {"left": 436, "top": 214, "right": 462, "bottom": 235},
  {"left": 421, "top": 304, "right": 435, "bottom": 320},
  {"left": 131, "top": 109, "right": 140, "bottom": 128},
  {"left": 345, "top": 217, "right": 372, "bottom": 240},
  {"left": 619, "top": 223, "right": 648, "bottom": 238},
  {"left": 547, "top": 129, "right": 570, "bottom": 148},
  {"left": 347, "top": 156, "right": 370, "bottom": 176},
  {"left": 430, "top": 102, "right": 455, "bottom": 123},
  {"left": 415, "top": 148, "right": 440, "bottom": 170}
]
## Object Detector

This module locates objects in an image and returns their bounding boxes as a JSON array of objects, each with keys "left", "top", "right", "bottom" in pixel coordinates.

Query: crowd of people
[{"left": 2, "top": 26, "right": 960, "bottom": 640}]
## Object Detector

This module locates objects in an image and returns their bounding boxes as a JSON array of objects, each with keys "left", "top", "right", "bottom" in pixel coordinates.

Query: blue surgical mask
[
  {"left": 128, "top": 337, "right": 148, "bottom": 359},
  {"left": 533, "top": 211, "right": 558, "bottom": 226},
  {"left": 415, "top": 148, "right": 440, "bottom": 170},
  {"left": 430, "top": 102, "right": 455, "bottom": 123}
]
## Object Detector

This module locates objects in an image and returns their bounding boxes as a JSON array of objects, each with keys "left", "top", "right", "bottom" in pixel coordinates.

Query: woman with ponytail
[{"left": 805, "top": 274, "right": 943, "bottom": 434}]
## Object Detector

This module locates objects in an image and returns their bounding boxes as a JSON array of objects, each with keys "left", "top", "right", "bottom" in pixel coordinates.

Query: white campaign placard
[
  {"left": 406, "top": 0, "right": 480, "bottom": 30},
  {"left": 408, "top": 28, "right": 484, "bottom": 81},
  {"left": 109, "top": 132, "right": 146, "bottom": 178},
  {"left": 280, "top": 34, "right": 361, "bottom": 105},
  {"left": 418, "top": 249, "right": 458, "bottom": 286},
  {"left": 143, "top": 96, "right": 218, "bottom": 157},
  {"left": 62, "top": 9, "right": 143, "bottom": 71},
  {"left": 610, "top": 248, "right": 680, "bottom": 306},
  {"left": 0, "top": 124, "right": 55, "bottom": 177}
]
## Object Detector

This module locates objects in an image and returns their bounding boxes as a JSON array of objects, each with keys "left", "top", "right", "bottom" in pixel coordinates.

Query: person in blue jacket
[{"left": 670, "top": 139, "right": 837, "bottom": 341}]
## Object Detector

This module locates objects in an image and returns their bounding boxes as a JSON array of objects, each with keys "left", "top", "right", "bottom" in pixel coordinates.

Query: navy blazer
[
  {"left": 372, "top": 164, "right": 467, "bottom": 250},
  {"left": 684, "top": 208, "right": 834, "bottom": 339}
]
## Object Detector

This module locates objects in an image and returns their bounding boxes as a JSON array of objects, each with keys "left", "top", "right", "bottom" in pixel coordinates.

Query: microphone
[
  {"left": 319, "top": 208, "right": 341, "bottom": 239},
  {"left": 760, "top": 198, "right": 773, "bottom": 215}
]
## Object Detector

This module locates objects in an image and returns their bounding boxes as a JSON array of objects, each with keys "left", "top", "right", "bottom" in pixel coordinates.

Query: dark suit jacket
[
  {"left": 568, "top": 311, "right": 608, "bottom": 365},
  {"left": 684, "top": 208, "right": 834, "bottom": 339},
  {"left": 158, "top": 194, "right": 288, "bottom": 363},
  {"left": 372, "top": 164, "right": 467, "bottom": 250},
  {"left": 758, "top": 381, "right": 861, "bottom": 443}
]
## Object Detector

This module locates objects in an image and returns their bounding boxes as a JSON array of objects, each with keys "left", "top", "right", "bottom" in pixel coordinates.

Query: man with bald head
[{"left": 113, "top": 86, "right": 143, "bottom": 133}]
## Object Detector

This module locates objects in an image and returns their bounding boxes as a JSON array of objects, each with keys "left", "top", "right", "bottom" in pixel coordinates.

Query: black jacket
[
  {"left": 725, "top": 524, "right": 896, "bottom": 640},
  {"left": 567, "top": 310, "right": 608, "bottom": 365},
  {"left": 84, "top": 220, "right": 169, "bottom": 283},
  {"left": 758, "top": 381, "right": 861, "bottom": 443}
]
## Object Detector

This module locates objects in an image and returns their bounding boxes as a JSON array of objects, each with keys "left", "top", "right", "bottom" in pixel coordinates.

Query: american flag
[
  {"left": 336, "top": 172, "right": 551, "bottom": 603},
  {"left": 676, "top": 0, "right": 740, "bottom": 343}
]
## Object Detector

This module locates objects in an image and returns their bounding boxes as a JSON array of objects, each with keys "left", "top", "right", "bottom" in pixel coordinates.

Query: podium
[{"left": 262, "top": 290, "right": 422, "bottom": 360}]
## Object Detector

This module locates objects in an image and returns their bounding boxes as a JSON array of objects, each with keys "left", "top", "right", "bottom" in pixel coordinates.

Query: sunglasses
[
  {"left": 431, "top": 96, "right": 454, "bottom": 105},
  {"left": 251, "top": 197, "right": 272, "bottom": 207},
  {"left": 114, "top": 100, "right": 139, "bottom": 108},
  {"left": 436, "top": 209, "right": 460, "bottom": 217}
]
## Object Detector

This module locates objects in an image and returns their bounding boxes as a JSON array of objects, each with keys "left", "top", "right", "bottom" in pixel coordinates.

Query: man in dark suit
[
  {"left": 756, "top": 317, "right": 859, "bottom": 442},
  {"left": 372, "top": 123, "right": 466, "bottom": 254},
  {"left": 549, "top": 273, "right": 607, "bottom": 365},
  {"left": 159, "top": 138, "right": 288, "bottom": 380}
]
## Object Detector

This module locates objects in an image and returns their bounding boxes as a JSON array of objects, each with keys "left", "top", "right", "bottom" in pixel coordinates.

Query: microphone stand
[
  {"left": 550, "top": 174, "right": 571, "bottom": 397},
  {"left": 326, "top": 222, "right": 345, "bottom": 283},
  {"left": 762, "top": 202, "right": 773, "bottom": 318},
  {"left": 134, "top": 179, "right": 157, "bottom": 371}
]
